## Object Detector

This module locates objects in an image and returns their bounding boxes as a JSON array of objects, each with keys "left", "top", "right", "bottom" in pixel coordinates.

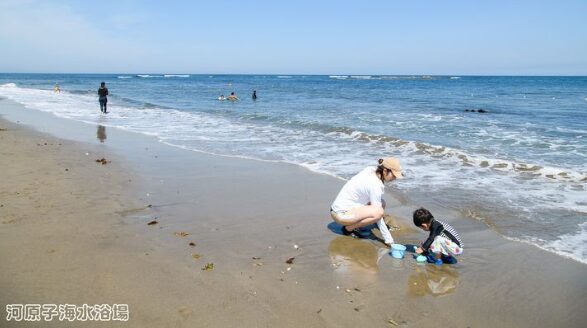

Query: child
[{"left": 413, "top": 207, "right": 463, "bottom": 265}]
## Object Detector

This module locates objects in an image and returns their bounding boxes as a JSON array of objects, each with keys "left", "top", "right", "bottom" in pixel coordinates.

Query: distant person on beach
[
  {"left": 252, "top": 90, "right": 257, "bottom": 100},
  {"left": 330, "top": 157, "right": 403, "bottom": 246},
  {"left": 54, "top": 83, "right": 60, "bottom": 93},
  {"left": 218, "top": 95, "right": 226, "bottom": 101},
  {"left": 227, "top": 92, "right": 238, "bottom": 101},
  {"left": 413, "top": 207, "right": 463, "bottom": 265},
  {"left": 98, "top": 82, "right": 109, "bottom": 113}
]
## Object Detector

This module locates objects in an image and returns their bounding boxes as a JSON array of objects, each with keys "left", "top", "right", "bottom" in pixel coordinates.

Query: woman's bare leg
[{"left": 343, "top": 205, "right": 384, "bottom": 231}]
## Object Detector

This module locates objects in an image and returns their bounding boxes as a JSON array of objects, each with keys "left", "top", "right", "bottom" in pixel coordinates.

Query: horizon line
[{"left": 1, "top": 72, "right": 587, "bottom": 77}]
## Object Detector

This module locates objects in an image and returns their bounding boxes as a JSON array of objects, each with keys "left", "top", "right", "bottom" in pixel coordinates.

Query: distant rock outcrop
[{"left": 465, "top": 109, "right": 488, "bottom": 113}]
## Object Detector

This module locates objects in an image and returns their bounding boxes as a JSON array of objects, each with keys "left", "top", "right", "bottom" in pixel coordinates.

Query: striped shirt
[{"left": 421, "top": 219, "right": 464, "bottom": 251}]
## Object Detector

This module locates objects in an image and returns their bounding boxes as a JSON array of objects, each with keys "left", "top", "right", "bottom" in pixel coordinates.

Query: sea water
[{"left": 1, "top": 74, "right": 585, "bottom": 263}]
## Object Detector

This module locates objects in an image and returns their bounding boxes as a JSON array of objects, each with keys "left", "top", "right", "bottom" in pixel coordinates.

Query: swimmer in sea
[{"left": 227, "top": 92, "right": 239, "bottom": 101}]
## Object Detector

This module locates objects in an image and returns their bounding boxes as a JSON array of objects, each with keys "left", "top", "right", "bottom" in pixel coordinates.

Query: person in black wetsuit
[
  {"left": 252, "top": 90, "right": 257, "bottom": 101},
  {"left": 98, "top": 82, "right": 109, "bottom": 113}
]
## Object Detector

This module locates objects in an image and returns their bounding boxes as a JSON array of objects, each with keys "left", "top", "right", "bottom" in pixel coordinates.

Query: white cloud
[{"left": 0, "top": 0, "right": 154, "bottom": 72}]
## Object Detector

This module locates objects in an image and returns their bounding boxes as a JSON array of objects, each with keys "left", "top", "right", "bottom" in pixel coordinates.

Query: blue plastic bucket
[{"left": 390, "top": 244, "right": 407, "bottom": 259}]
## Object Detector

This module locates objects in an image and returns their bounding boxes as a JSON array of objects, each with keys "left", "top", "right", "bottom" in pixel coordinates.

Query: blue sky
[{"left": 1, "top": 0, "right": 586, "bottom": 75}]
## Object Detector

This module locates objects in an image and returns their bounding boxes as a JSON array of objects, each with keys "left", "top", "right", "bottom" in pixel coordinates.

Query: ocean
[{"left": 1, "top": 73, "right": 585, "bottom": 264}]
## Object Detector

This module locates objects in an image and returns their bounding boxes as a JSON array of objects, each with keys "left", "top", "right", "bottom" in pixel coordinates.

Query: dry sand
[{"left": 1, "top": 99, "right": 586, "bottom": 327}]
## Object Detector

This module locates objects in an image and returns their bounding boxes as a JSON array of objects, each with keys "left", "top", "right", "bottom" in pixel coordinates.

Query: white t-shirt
[
  {"left": 331, "top": 167, "right": 384, "bottom": 212},
  {"left": 331, "top": 167, "right": 393, "bottom": 245}
]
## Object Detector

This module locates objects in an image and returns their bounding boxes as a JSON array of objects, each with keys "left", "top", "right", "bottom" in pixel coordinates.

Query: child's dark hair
[{"left": 413, "top": 207, "right": 434, "bottom": 227}]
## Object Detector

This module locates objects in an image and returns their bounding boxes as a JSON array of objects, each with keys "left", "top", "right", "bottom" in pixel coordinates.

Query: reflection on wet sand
[
  {"left": 328, "top": 236, "right": 388, "bottom": 275},
  {"left": 408, "top": 264, "right": 460, "bottom": 296},
  {"left": 97, "top": 125, "right": 106, "bottom": 143}
]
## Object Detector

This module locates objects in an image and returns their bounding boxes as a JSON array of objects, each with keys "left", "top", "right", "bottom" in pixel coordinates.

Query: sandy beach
[{"left": 1, "top": 98, "right": 586, "bottom": 327}]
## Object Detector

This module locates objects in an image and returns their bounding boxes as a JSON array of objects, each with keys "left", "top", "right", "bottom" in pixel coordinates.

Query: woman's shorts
[{"left": 330, "top": 209, "right": 356, "bottom": 224}]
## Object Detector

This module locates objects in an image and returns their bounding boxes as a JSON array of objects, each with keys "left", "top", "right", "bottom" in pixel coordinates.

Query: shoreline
[
  {"left": 1, "top": 99, "right": 586, "bottom": 327},
  {"left": 1, "top": 78, "right": 585, "bottom": 266}
]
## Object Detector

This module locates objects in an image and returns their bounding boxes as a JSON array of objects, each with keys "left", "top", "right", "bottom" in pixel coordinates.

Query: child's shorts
[{"left": 430, "top": 236, "right": 463, "bottom": 257}]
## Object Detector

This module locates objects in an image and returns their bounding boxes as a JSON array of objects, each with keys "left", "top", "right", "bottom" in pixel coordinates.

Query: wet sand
[{"left": 1, "top": 98, "right": 586, "bottom": 327}]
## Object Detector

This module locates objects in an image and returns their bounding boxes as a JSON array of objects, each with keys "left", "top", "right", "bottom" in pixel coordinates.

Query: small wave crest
[
  {"left": 504, "top": 233, "right": 587, "bottom": 265},
  {"left": 69, "top": 90, "right": 94, "bottom": 95},
  {"left": 117, "top": 96, "right": 169, "bottom": 110},
  {"left": 542, "top": 222, "right": 587, "bottom": 264},
  {"left": 143, "top": 102, "right": 163, "bottom": 109},
  {"left": 414, "top": 142, "right": 586, "bottom": 183},
  {"left": 323, "top": 125, "right": 587, "bottom": 184},
  {"left": 464, "top": 209, "right": 587, "bottom": 265},
  {"left": 329, "top": 75, "right": 440, "bottom": 80},
  {"left": 164, "top": 74, "right": 190, "bottom": 78}
]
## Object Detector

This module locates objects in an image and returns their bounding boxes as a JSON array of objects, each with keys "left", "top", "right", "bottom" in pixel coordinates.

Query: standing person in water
[
  {"left": 330, "top": 157, "right": 403, "bottom": 246},
  {"left": 98, "top": 82, "right": 109, "bottom": 113},
  {"left": 252, "top": 90, "right": 257, "bottom": 100}
]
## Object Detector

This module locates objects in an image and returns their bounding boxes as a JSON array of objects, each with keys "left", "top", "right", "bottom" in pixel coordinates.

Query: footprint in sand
[{"left": 178, "top": 306, "right": 192, "bottom": 319}]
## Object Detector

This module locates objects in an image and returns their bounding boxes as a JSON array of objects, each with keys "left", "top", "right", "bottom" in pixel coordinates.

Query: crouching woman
[{"left": 330, "top": 158, "right": 403, "bottom": 246}]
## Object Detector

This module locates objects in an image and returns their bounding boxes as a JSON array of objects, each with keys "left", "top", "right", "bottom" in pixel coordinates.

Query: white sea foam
[
  {"left": 555, "top": 126, "right": 587, "bottom": 135},
  {"left": 329, "top": 75, "right": 348, "bottom": 79},
  {"left": 277, "top": 76, "right": 292, "bottom": 79},
  {"left": 137, "top": 74, "right": 163, "bottom": 78},
  {"left": 542, "top": 222, "right": 587, "bottom": 264},
  {"left": 504, "top": 223, "right": 587, "bottom": 265},
  {"left": 417, "top": 113, "right": 443, "bottom": 122},
  {"left": 117, "top": 76, "right": 132, "bottom": 79},
  {"left": 164, "top": 74, "right": 190, "bottom": 78}
]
